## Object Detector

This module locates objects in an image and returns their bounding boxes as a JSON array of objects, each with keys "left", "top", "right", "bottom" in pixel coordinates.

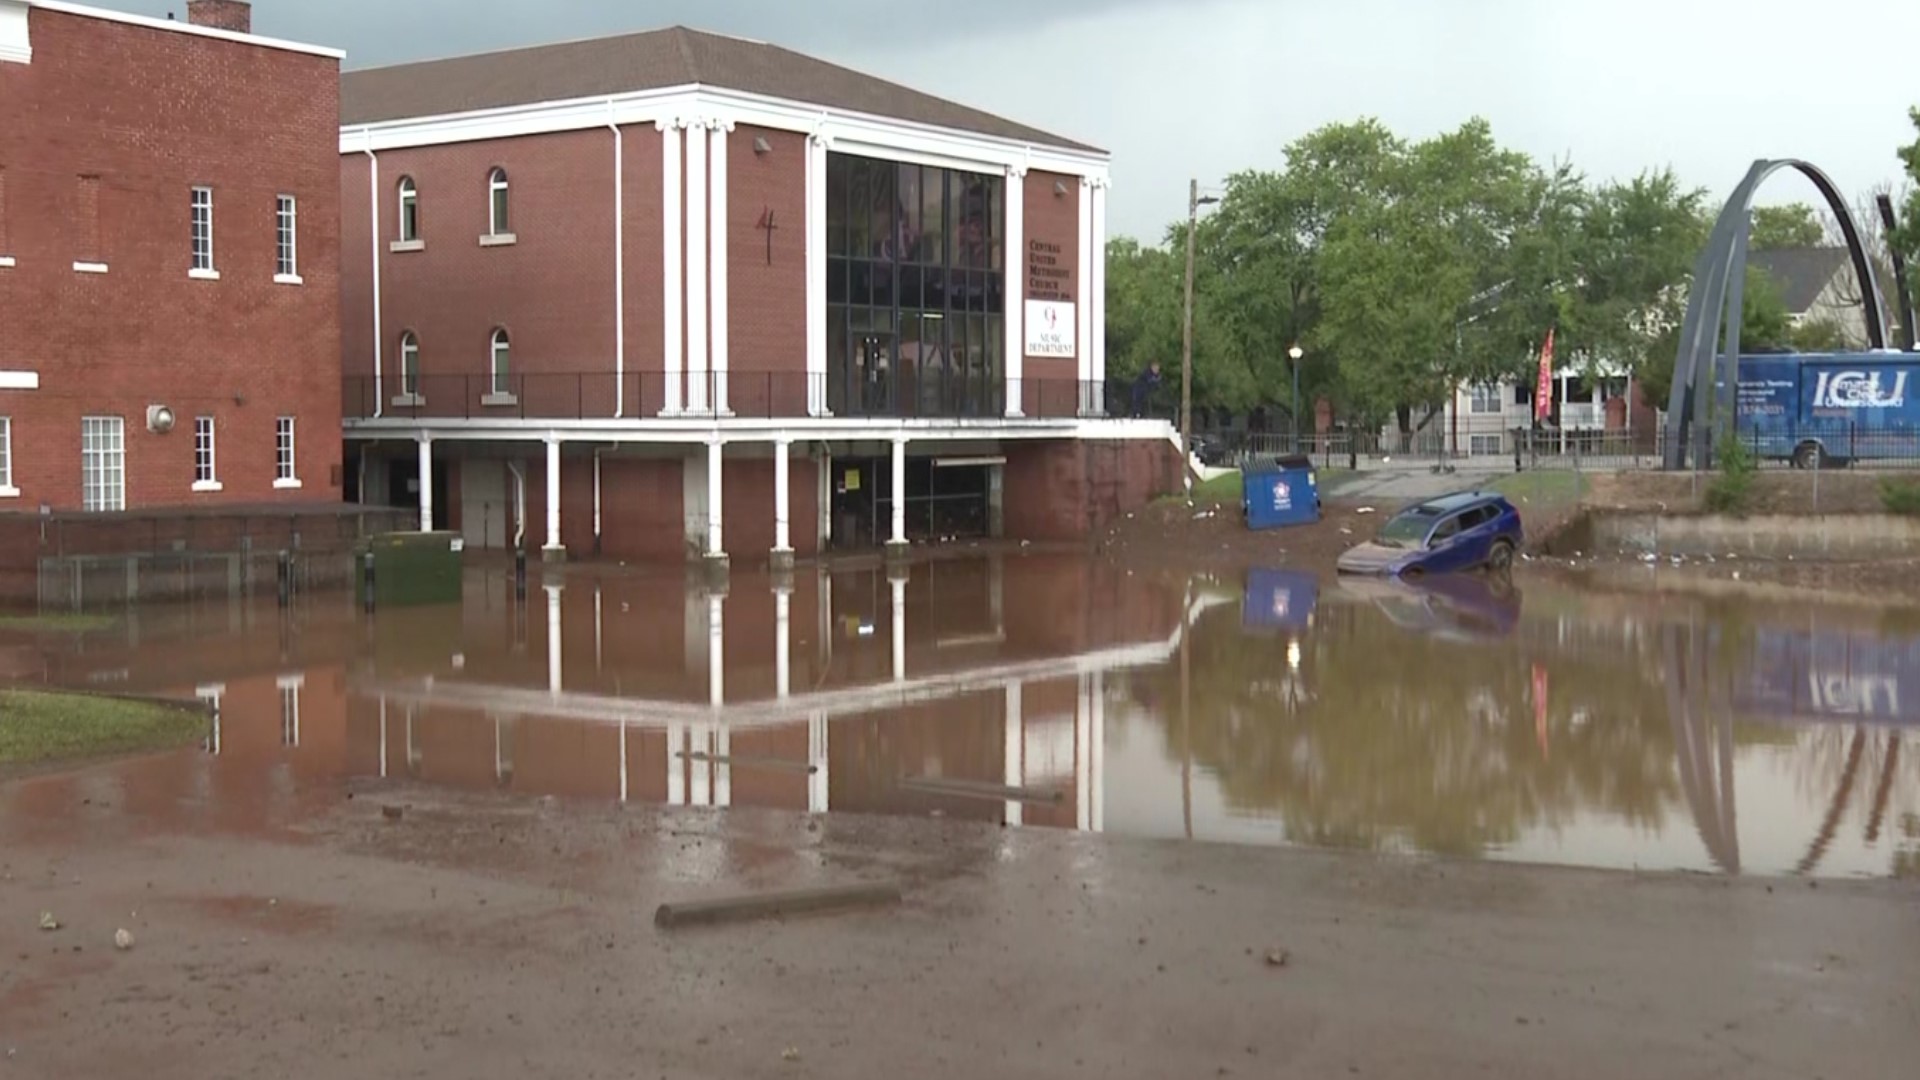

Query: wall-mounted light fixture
[
  {"left": 753, "top": 136, "right": 772, "bottom": 155},
  {"left": 1054, "top": 180, "right": 1068, "bottom": 197}
]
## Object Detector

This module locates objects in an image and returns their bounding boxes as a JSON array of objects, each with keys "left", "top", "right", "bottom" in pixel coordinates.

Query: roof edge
[{"left": 29, "top": 0, "right": 344, "bottom": 59}]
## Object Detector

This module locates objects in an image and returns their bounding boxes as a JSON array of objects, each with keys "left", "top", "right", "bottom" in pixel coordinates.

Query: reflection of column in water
[
  {"left": 545, "top": 584, "right": 564, "bottom": 696},
  {"left": 1091, "top": 671, "right": 1106, "bottom": 833},
  {"left": 1663, "top": 622, "right": 1740, "bottom": 874},
  {"left": 890, "top": 575, "right": 906, "bottom": 682},
  {"left": 277, "top": 674, "right": 303, "bottom": 748},
  {"left": 808, "top": 711, "right": 830, "bottom": 813},
  {"left": 1004, "top": 682, "right": 1024, "bottom": 826},
  {"left": 1075, "top": 673, "right": 1092, "bottom": 831},
  {"left": 378, "top": 698, "right": 387, "bottom": 778},
  {"left": 618, "top": 719, "right": 628, "bottom": 803},
  {"left": 667, "top": 722, "right": 686, "bottom": 806},
  {"left": 708, "top": 593, "right": 725, "bottom": 707},
  {"left": 406, "top": 705, "right": 421, "bottom": 774},
  {"left": 594, "top": 586, "right": 603, "bottom": 672},
  {"left": 715, "top": 720, "right": 731, "bottom": 808},
  {"left": 690, "top": 722, "right": 712, "bottom": 805},
  {"left": 775, "top": 586, "right": 792, "bottom": 699}
]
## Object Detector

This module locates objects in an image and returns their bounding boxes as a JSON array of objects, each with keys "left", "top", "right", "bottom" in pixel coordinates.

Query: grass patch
[
  {"left": 0, "top": 690, "right": 206, "bottom": 766},
  {"left": 0, "top": 613, "right": 119, "bottom": 634},
  {"left": 1880, "top": 477, "right": 1920, "bottom": 516},
  {"left": 1488, "top": 470, "right": 1586, "bottom": 509}
]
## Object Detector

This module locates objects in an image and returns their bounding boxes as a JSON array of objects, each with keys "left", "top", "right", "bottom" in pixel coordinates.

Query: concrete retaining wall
[{"left": 1586, "top": 512, "right": 1920, "bottom": 560}]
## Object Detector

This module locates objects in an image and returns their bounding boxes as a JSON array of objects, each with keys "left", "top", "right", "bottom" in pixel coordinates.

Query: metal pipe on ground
[{"left": 654, "top": 881, "right": 903, "bottom": 929}]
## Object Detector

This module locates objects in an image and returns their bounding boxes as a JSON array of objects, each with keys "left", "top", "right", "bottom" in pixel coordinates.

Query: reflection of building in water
[{"left": 350, "top": 557, "right": 1201, "bottom": 829}]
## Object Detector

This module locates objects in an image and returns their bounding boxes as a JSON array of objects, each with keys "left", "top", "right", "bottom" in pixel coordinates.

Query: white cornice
[
  {"left": 29, "top": 0, "right": 343, "bottom": 59},
  {"left": 340, "top": 84, "right": 1111, "bottom": 182}
]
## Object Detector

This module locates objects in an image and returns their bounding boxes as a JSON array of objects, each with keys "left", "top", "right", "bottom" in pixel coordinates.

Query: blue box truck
[{"left": 1735, "top": 352, "right": 1920, "bottom": 468}]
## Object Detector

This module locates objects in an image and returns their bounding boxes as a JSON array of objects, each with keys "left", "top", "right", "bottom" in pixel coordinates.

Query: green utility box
[{"left": 355, "top": 531, "right": 464, "bottom": 607}]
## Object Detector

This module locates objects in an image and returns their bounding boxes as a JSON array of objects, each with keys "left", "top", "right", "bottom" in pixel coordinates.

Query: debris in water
[
  {"left": 781, "top": 1047, "right": 802, "bottom": 1063},
  {"left": 381, "top": 805, "right": 404, "bottom": 821},
  {"left": 1731, "top": 571, "right": 1741, "bottom": 581},
  {"left": 1264, "top": 949, "right": 1290, "bottom": 968},
  {"left": 1356, "top": 507, "right": 1376, "bottom": 515},
  {"left": 37, "top": 912, "right": 58, "bottom": 932},
  {"left": 113, "top": 928, "right": 134, "bottom": 951},
  {"left": 1640, "top": 553, "right": 1657, "bottom": 563}
]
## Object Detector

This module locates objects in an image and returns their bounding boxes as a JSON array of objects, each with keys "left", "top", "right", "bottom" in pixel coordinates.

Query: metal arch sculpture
[{"left": 1661, "top": 159, "right": 1891, "bottom": 469}]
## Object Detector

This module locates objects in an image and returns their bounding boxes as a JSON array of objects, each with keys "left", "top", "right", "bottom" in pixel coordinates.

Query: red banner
[{"left": 1532, "top": 327, "right": 1556, "bottom": 424}]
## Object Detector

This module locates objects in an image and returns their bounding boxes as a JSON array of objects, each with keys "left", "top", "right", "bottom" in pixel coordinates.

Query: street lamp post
[
  {"left": 1181, "top": 179, "right": 1218, "bottom": 504},
  {"left": 1288, "top": 343, "right": 1304, "bottom": 453}
]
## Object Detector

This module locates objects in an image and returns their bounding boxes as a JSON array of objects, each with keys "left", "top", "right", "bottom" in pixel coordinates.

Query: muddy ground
[{"left": 2, "top": 770, "right": 1915, "bottom": 1080}]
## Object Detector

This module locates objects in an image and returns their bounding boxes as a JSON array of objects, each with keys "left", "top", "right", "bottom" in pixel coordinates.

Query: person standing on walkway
[{"left": 1131, "top": 361, "right": 1163, "bottom": 419}]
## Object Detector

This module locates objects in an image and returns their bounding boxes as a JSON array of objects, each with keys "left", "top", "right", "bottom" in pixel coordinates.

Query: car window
[
  {"left": 1430, "top": 514, "right": 1463, "bottom": 542},
  {"left": 1378, "top": 510, "right": 1438, "bottom": 547},
  {"left": 1461, "top": 506, "right": 1496, "bottom": 529}
]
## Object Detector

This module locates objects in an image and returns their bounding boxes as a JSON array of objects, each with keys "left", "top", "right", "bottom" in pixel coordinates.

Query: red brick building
[
  {"left": 338, "top": 28, "right": 1177, "bottom": 567},
  {"left": 0, "top": 0, "right": 342, "bottom": 514}
]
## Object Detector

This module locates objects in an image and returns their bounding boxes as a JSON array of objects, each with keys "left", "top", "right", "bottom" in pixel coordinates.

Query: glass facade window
[{"left": 825, "top": 154, "right": 1004, "bottom": 418}]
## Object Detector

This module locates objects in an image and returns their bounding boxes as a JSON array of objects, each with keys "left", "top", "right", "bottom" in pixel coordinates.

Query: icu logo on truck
[{"left": 1812, "top": 369, "right": 1909, "bottom": 408}]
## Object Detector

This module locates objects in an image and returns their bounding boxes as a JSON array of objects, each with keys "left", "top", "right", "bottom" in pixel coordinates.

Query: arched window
[
  {"left": 399, "top": 331, "right": 420, "bottom": 396},
  {"left": 397, "top": 177, "right": 419, "bottom": 242},
  {"left": 487, "top": 168, "right": 509, "bottom": 237},
  {"left": 489, "top": 328, "right": 510, "bottom": 395}
]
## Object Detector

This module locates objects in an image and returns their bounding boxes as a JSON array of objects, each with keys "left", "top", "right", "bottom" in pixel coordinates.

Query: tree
[
  {"left": 1897, "top": 109, "right": 1920, "bottom": 331},
  {"left": 1750, "top": 202, "right": 1825, "bottom": 249}
]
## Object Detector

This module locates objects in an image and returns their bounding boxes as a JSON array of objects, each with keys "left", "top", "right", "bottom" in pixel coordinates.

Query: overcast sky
[{"left": 112, "top": 0, "right": 1920, "bottom": 241}]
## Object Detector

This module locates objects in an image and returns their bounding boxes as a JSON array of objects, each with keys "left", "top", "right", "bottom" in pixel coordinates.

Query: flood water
[{"left": 4, "top": 554, "right": 1918, "bottom": 879}]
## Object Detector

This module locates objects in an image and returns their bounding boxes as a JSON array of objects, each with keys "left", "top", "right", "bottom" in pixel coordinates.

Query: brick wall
[
  {"left": 0, "top": 8, "right": 341, "bottom": 511},
  {"left": 1003, "top": 438, "right": 1177, "bottom": 542},
  {"left": 1022, "top": 170, "right": 1081, "bottom": 417},
  {"left": 727, "top": 124, "right": 808, "bottom": 379}
]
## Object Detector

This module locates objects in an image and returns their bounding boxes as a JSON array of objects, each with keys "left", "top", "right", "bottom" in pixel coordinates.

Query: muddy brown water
[{"left": 3, "top": 554, "right": 1917, "bottom": 879}]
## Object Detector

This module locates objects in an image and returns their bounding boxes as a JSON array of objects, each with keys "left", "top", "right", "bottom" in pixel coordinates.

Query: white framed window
[
  {"left": 490, "top": 328, "right": 510, "bottom": 394},
  {"left": 192, "top": 415, "right": 220, "bottom": 491},
  {"left": 397, "top": 177, "right": 419, "bottom": 242},
  {"left": 1468, "top": 384, "right": 1503, "bottom": 415},
  {"left": 274, "top": 416, "right": 299, "bottom": 489},
  {"left": 0, "top": 416, "right": 14, "bottom": 497},
  {"left": 488, "top": 168, "right": 509, "bottom": 236},
  {"left": 1469, "top": 434, "right": 1504, "bottom": 456},
  {"left": 274, "top": 195, "right": 300, "bottom": 283},
  {"left": 81, "top": 416, "right": 125, "bottom": 512},
  {"left": 189, "top": 186, "right": 217, "bottom": 278},
  {"left": 398, "top": 331, "right": 421, "bottom": 400}
]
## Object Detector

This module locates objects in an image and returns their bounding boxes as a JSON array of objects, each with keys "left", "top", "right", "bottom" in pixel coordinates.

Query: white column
[
  {"left": 543, "top": 437, "right": 563, "bottom": 555},
  {"left": 807, "top": 711, "right": 830, "bottom": 813},
  {"left": 1003, "top": 681, "right": 1025, "bottom": 827},
  {"left": 705, "top": 437, "right": 724, "bottom": 557},
  {"left": 658, "top": 119, "right": 684, "bottom": 415},
  {"left": 1076, "top": 176, "right": 1094, "bottom": 415},
  {"left": 774, "top": 584, "right": 792, "bottom": 699},
  {"left": 710, "top": 119, "right": 733, "bottom": 415},
  {"left": 890, "top": 574, "right": 907, "bottom": 683},
  {"left": 889, "top": 436, "right": 907, "bottom": 546},
  {"left": 544, "top": 583, "right": 563, "bottom": 695},
  {"left": 1089, "top": 177, "right": 1109, "bottom": 413},
  {"left": 685, "top": 120, "right": 710, "bottom": 413},
  {"left": 610, "top": 110, "right": 626, "bottom": 418},
  {"left": 1003, "top": 165, "right": 1027, "bottom": 418},
  {"left": 806, "top": 133, "right": 830, "bottom": 416},
  {"left": 416, "top": 436, "right": 433, "bottom": 531},
  {"left": 773, "top": 437, "right": 792, "bottom": 556}
]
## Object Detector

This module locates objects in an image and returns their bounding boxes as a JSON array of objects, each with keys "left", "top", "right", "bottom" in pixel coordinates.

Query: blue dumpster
[
  {"left": 1242, "top": 457, "right": 1320, "bottom": 530},
  {"left": 1243, "top": 569, "right": 1318, "bottom": 632}
]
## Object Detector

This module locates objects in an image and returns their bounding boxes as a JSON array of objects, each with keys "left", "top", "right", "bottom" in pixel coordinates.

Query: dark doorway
[
  {"left": 828, "top": 456, "right": 992, "bottom": 549},
  {"left": 385, "top": 454, "right": 447, "bottom": 527}
]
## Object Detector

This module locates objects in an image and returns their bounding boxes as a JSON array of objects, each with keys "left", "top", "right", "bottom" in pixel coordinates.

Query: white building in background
[{"left": 1380, "top": 360, "right": 1657, "bottom": 456}]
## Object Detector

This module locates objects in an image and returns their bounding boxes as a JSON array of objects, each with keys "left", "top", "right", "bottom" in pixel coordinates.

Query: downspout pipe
[
  {"left": 608, "top": 101, "right": 626, "bottom": 417},
  {"left": 362, "top": 135, "right": 384, "bottom": 418}
]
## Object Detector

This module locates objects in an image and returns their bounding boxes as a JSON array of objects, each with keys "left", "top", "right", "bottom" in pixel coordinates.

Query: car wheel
[
  {"left": 1487, "top": 540, "right": 1515, "bottom": 573},
  {"left": 1793, "top": 442, "right": 1824, "bottom": 470}
]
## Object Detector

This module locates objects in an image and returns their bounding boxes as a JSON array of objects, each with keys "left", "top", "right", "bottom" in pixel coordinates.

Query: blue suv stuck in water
[{"left": 1336, "top": 492, "right": 1524, "bottom": 578}]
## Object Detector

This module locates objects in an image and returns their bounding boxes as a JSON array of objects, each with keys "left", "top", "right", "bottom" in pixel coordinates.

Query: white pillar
[
  {"left": 889, "top": 436, "right": 907, "bottom": 547},
  {"left": 773, "top": 437, "right": 792, "bottom": 556},
  {"left": 705, "top": 437, "right": 724, "bottom": 557},
  {"left": 544, "top": 583, "right": 563, "bottom": 695},
  {"left": 1003, "top": 681, "right": 1024, "bottom": 826},
  {"left": 806, "top": 133, "right": 830, "bottom": 416},
  {"left": 1076, "top": 176, "right": 1094, "bottom": 415},
  {"left": 658, "top": 119, "right": 684, "bottom": 415},
  {"left": 685, "top": 120, "right": 710, "bottom": 414},
  {"left": 416, "top": 436, "right": 433, "bottom": 532},
  {"left": 807, "top": 711, "right": 830, "bottom": 813},
  {"left": 543, "top": 437, "right": 563, "bottom": 555},
  {"left": 775, "top": 584, "right": 792, "bottom": 699},
  {"left": 890, "top": 573, "right": 906, "bottom": 683},
  {"left": 1089, "top": 178, "right": 1109, "bottom": 413},
  {"left": 610, "top": 109, "right": 626, "bottom": 418},
  {"left": 711, "top": 119, "right": 732, "bottom": 415},
  {"left": 1004, "top": 166, "right": 1027, "bottom": 418}
]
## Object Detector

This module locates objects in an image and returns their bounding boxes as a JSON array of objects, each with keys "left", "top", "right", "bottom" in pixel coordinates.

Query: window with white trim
[
  {"left": 490, "top": 328, "right": 510, "bottom": 394},
  {"left": 0, "top": 416, "right": 13, "bottom": 494},
  {"left": 190, "top": 186, "right": 214, "bottom": 273},
  {"left": 275, "top": 195, "right": 298, "bottom": 280},
  {"left": 400, "top": 331, "right": 421, "bottom": 396},
  {"left": 193, "top": 415, "right": 218, "bottom": 490},
  {"left": 1469, "top": 434, "right": 1504, "bottom": 456},
  {"left": 398, "top": 177, "right": 419, "bottom": 242},
  {"left": 274, "top": 416, "right": 298, "bottom": 486},
  {"left": 1468, "top": 384, "right": 1503, "bottom": 415},
  {"left": 487, "top": 168, "right": 509, "bottom": 236},
  {"left": 81, "top": 416, "right": 125, "bottom": 512}
]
